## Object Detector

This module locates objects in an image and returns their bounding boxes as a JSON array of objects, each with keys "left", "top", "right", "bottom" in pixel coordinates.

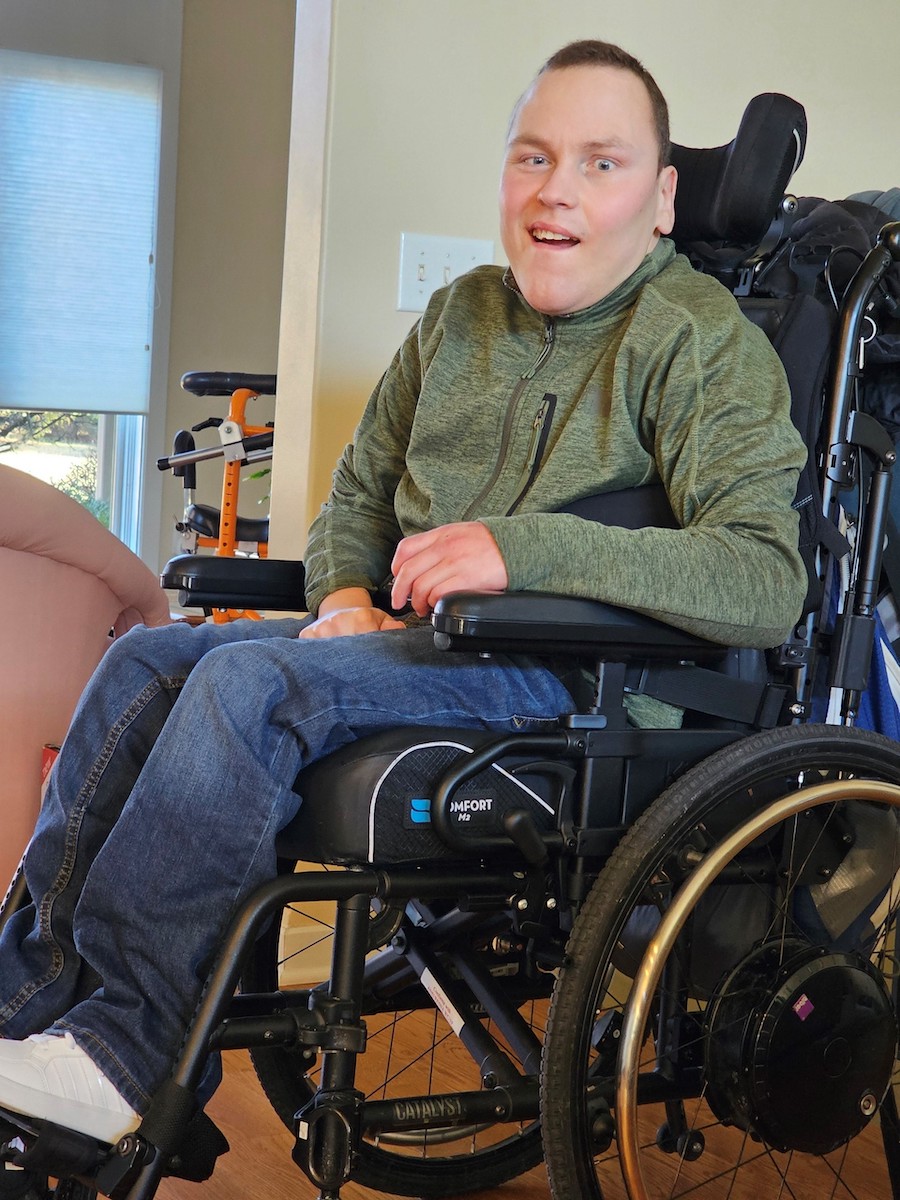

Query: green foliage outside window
[{"left": 0, "top": 409, "right": 109, "bottom": 526}]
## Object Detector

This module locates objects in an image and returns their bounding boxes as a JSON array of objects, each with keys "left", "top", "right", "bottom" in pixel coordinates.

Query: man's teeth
[{"left": 533, "top": 229, "right": 574, "bottom": 242}]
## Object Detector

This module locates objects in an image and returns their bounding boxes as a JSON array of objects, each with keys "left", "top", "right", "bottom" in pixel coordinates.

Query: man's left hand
[{"left": 390, "top": 522, "right": 508, "bottom": 616}]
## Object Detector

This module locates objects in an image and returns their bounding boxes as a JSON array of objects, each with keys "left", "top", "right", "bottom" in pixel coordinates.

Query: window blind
[{"left": 0, "top": 49, "right": 161, "bottom": 414}]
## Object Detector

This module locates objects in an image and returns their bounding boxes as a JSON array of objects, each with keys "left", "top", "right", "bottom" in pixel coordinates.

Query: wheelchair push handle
[
  {"left": 876, "top": 220, "right": 900, "bottom": 262},
  {"left": 823, "top": 221, "right": 900, "bottom": 472},
  {"left": 171, "top": 430, "right": 197, "bottom": 489}
]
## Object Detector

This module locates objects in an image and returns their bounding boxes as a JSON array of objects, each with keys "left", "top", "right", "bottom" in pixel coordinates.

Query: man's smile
[{"left": 530, "top": 224, "right": 581, "bottom": 246}]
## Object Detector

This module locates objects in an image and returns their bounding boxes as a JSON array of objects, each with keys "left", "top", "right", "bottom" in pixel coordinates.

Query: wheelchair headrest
[{"left": 671, "top": 93, "right": 807, "bottom": 251}]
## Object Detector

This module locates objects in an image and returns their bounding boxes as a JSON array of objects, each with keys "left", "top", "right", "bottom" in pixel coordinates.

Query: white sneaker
[{"left": 0, "top": 1033, "right": 139, "bottom": 1144}]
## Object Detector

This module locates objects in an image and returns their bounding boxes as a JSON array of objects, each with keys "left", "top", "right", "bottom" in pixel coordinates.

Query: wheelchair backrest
[{"left": 671, "top": 92, "right": 900, "bottom": 721}]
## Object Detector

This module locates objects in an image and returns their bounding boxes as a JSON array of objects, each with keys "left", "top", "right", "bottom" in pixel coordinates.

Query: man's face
[{"left": 499, "top": 65, "right": 677, "bottom": 316}]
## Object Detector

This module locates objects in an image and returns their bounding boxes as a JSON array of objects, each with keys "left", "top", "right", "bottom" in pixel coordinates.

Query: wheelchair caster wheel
[
  {"left": 677, "top": 1130, "right": 705, "bottom": 1161},
  {"left": 590, "top": 1109, "right": 615, "bottom": 1153},
  {"left": 655, "top": 1124, "right": 705, "bottom": 1161},
  {"left": 655, "top": 1123, "right": 677, "bottom": 1154}
]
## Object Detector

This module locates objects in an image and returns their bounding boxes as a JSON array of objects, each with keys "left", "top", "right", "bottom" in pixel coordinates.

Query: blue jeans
[{"left": 0, "top": 619, "right": 574, "bottom": 1111}]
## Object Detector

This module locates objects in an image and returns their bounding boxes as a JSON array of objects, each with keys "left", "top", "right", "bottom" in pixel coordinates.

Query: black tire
[
  {"left": 542, "top": 724, "right": 900, "bottom": 1200},
  {"left": 241, "top": 869, "right": 546, "bottom": 1197}
]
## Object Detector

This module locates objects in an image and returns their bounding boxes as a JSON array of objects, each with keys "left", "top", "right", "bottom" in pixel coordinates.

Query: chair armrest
[
  {"left": 432, "top": 591, "right": 725, "bottom": 661},
  {"left": 161, "top": 553, "right": 305, "bottom": 611}
]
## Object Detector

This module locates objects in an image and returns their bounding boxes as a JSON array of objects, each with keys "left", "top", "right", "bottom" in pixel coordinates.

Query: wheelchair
[{"left": 4, "top": 92, "right": 900, "bottom": 1200}]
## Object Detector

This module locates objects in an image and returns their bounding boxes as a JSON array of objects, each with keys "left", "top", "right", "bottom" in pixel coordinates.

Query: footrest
[
  {"left": 161, "top": 554, "right": 305, "bottom": 611},
  {"left": 0, "top": 1108, "right": 104, "bottom": 1176}
]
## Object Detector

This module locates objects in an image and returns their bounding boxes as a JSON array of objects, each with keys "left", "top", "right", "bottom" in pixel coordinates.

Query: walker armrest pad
[
  {"left": 160, "top": 554, "right": 305, "bottom": 611},
  {"left": 432, "top": 591, "right": 724, "bottom": 660}
]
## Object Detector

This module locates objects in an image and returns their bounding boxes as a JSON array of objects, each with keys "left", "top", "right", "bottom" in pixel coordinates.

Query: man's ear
[{"left": 655, "top": 165, "right": 677, "bottom": 237}]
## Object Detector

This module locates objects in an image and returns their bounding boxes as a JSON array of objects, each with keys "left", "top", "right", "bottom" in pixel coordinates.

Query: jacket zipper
[
  {"left": 460, "top": 319, "right": 556, "bottom": 521},
  {"left": 506, "top": 393, "right": 557, "bottom": 515},
  {"left": 522, "top": 319, "right": 555, "bottom": 378}
]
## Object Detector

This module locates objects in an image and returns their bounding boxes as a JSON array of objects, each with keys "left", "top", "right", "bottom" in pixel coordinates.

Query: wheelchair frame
[{"left": 3, "top": 98, "right": 900, "bottom": 1200}]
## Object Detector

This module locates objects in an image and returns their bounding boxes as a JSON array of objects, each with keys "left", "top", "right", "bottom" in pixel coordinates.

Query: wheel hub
[{"left": 704, "top": 938, "right": 897, "bottom": 1154}]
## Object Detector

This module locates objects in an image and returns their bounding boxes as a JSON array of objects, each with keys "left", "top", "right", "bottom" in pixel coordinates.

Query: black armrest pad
[
  {"left": 161, "top": 554, "right": 305, "bottom": 610},
  {"left": 180, "top": 371, "right": 277, "bottom": 397},
  {"left": 432, "top": 591, "right": 724, "bottom": 661}
]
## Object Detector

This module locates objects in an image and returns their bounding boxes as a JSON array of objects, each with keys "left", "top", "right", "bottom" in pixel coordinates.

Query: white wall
[
  {"left": 269, "top": 0, "right": 900, "bottom": 559},
  {"left": 159, "top": 0, "right": 294, "bottom": 567}
]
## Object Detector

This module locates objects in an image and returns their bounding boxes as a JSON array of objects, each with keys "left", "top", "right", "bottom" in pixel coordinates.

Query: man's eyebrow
[
  {"left": 582, "top": 137, "right": 632, "bottom": 154},
  {"left": 507, "top": 134, "right": 633, "bottom": 154}
]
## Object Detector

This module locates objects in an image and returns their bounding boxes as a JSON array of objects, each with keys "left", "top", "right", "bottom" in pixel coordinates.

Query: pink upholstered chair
[{"left": 0, "top": 463, "right": 171, "bottom": 887}]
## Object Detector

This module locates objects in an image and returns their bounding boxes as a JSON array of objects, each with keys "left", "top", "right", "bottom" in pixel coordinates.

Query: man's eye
[
  {"left": 593, "top": 158, "right": 614, "bottom": 172},
  {"left": 523, "top": 154, "right": 548, "bottom": 167}
]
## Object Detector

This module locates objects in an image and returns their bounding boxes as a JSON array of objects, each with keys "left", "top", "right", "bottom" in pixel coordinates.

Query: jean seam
[
  {"left": 290, "top": 700, "right": 563, "bottom": 730},
  {"left": 0, "top": 675, "right": 186, "bottom": 1028}
]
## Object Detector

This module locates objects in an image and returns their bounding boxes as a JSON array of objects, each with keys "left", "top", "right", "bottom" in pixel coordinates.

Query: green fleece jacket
[{"left": 304, "top": 239, "right": 807, "bottom": 650}]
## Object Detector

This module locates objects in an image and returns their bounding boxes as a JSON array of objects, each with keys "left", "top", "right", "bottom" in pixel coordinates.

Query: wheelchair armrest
[
  {"left": 160, "top": 553, "right": 305, "bottom": 611},
  {"left": 432, "top": 591, "right": 725, "bottom": 661}
]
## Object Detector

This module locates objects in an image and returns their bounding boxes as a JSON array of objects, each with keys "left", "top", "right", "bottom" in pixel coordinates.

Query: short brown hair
[{"left": 537, "top": 40, "right": 671, "bottom": 168}]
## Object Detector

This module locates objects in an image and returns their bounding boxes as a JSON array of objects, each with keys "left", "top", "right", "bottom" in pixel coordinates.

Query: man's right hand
[{"left": 299, "top": 587, "right": 406, "bottom": 639}]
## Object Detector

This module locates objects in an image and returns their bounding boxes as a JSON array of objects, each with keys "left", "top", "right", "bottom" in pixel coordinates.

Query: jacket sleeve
[
  {"left": 302, "top": 323, "right": 422, "bottom": 615},
  {"left": 480, "top": 303, "right": 809, "bottom": 650}
]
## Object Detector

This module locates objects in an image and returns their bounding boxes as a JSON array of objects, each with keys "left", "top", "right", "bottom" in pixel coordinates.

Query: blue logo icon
[{"left": 410, "top": 797, "right": 431, "bottom": 824}]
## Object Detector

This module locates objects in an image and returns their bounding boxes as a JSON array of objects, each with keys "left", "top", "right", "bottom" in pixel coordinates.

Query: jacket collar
[{"left": 503, "top": 237, "right": 677, "bottom": 323}]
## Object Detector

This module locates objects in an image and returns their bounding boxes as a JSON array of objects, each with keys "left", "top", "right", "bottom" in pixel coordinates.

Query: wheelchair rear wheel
[
  {"left": 241, "top": 867, "right": 547, "bottom": 1197},
  {"left": 542, "top": 724, "right": 900, "bottom": 1200}
]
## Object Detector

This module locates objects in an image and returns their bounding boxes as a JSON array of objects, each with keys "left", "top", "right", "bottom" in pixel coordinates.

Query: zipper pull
[
  {"left": 525, "top": 397, "right": 551, "bottom": 470},
  {"left": 522, "top": 320, "right": 555, "bottom": 380},
  {"left": 505, "top": 392, "right": 558, "bottom": 516}
]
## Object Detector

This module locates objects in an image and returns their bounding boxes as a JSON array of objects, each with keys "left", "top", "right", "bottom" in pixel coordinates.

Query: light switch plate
[{"left": 398, "top": 232, "right": 495, "bottom": 312}]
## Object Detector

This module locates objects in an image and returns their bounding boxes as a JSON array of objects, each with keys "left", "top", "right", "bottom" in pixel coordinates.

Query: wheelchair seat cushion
[
  {"left": 281, "top": 727, "right": 559, "bottom": 865},
  {"left": 185, "top": 503, "right": 270, "bottom": 545}
]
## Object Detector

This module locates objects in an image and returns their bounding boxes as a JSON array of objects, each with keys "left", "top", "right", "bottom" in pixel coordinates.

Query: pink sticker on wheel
[{"left": 792, "top": 994, "right": 814, "bottom": 1021}]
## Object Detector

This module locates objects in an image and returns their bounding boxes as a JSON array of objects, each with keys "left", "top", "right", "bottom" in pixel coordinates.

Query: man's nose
[{"left": 537, "top": 161, "right": 579, "bottom": 207}]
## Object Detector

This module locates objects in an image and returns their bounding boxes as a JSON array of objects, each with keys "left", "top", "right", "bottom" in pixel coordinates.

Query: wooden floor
[
  {"left": 153, "top": 1046, "right": 897, "bottom": 1200},
  {"left": 156, "top": 1050, "right": 551, "bottom": 1200}
]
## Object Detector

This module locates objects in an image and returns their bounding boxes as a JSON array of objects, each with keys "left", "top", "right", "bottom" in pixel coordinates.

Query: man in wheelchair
[{"left": 0, "top": 37, "right": 812, "bottom": 1184}]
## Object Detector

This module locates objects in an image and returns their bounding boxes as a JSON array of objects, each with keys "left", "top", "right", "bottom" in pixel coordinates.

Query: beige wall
[
  {"left": 158, "top": 0, "right": 294, "bottom": 567},
  {"left": 268, "top": 0, "right": 900, "bottom": 561}
]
